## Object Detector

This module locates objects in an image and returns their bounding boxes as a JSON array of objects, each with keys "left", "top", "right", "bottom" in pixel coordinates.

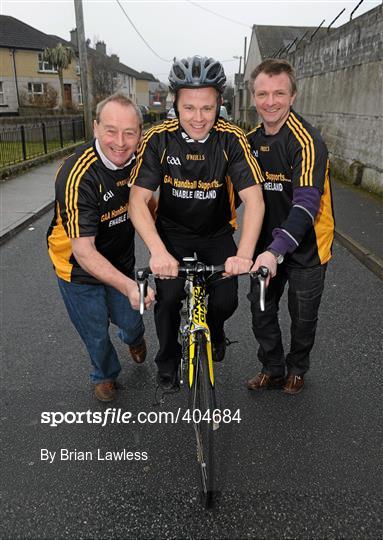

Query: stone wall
[{"left": 288, "top": 5, "right": 383, "bottom": 195}]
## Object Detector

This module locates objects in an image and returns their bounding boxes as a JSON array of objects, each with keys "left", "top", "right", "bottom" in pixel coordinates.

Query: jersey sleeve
[
  {"left": 225, "top": 126, "right": 264, "bottom": 191},
  {"left": 129, "top": 129, "right": 163, "bottom": 191},
  {"left": 55, "top": 159, "right": 99, "bottom": 239},
  {"left": 288, "top": 124, "right": 328, "bottom": 192},
  {"left": 268, "top": 123, "right": 329, "bottom": 255}
]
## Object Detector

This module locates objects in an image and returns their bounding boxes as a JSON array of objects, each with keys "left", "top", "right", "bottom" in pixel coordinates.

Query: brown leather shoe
[
  {"left": 94, "top": 381, "right": 116, "bottom": 402},
  {"left": 283, "top": 374, "right": 304, "bottom": 395},
  {"left": 246, "top": 372, "right": 284, "bottom": 390},
  {"left": 129, "top": 338, "right": 147, "bottom": 364}
]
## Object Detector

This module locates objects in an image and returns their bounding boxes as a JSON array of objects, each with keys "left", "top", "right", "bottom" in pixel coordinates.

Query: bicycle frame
[{"left": 182, "top": 272, "right": 214, "bottom": 390}]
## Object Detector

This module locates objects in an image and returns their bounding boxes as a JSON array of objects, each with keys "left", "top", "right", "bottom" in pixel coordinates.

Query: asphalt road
[{"left": 1, "top": 213, "right": 382, "bottom": 539}]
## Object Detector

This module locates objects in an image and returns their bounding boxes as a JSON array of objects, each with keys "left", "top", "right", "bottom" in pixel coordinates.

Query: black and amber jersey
[
  {"left": 129, "top": 118, "right": 263, "bottom": 236},
  {"left": 247, "top": 110, "right": 334, "bottom": 267},
  {"left": 47, "top": 141, "right": 135, "bottom": 284}
]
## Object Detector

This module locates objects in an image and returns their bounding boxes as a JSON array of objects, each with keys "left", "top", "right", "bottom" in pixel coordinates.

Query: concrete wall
[{"left": 288, "top": 5, "right": 383, "bottom": 195}]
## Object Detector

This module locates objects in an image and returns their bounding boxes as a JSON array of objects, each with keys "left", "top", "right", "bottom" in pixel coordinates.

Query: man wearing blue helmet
[{"left": 129, "top": 56, "right": 265, "bottom": 388}]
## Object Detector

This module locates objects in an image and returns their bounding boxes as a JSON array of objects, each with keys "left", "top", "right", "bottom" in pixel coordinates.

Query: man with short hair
[
  {"left": 129, "top": 56, "right": 265, "bottom": 389},
  {"left": 247, "top": 59, "right": 335, "bottom": 395},
  {"left": 47, "top": 93, "right": 155, "bottom": 402}
]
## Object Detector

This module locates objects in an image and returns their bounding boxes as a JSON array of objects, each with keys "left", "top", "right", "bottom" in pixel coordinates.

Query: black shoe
[
  {"left": 156, "top": 370, "right": 179, "bottom": 390},
  {"left": 212, "top": 338, "right": 226, "bottom": 363}
]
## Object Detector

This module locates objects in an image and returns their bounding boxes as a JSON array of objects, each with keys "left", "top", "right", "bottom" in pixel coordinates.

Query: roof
[
  {"left": 0, "top": 15, "right": 157, "bottom": 81},
  {"left": 115, "top": 62, "right": 142, "bottom": 78},
  {"left": 0, "top": 15, "right": 68, "bottom": 50},
  {"left": 86, "top": 47, "right": 141, "bottom": 78},
  {"left": 137, "top": 71, "right": 158, "bottom": 82},
  {"left": 253, "top": 24, "right": 330, "bottom": 58}
]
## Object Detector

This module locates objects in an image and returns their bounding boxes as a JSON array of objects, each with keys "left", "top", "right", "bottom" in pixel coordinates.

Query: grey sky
[{"left": 2, "top": 0, "right": 380, "bottom": 83}]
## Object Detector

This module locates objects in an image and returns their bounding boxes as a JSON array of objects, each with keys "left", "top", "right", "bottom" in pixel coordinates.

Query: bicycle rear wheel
[{"left": 192, "top": 332, "right": 215, "bottom": 508}]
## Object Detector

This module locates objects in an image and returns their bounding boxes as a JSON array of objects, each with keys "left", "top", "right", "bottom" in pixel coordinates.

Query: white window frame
[
  {"left": 76, "top": 59, "right": 80, "bottom": 75},
  {"left": 0, "top": 82, "right": 4, "bottom": 104},
  {"left": 77, "top": 83, "right": 83, "bottom": 105},
  {"left": 38, "top": 52, "right": 57, "bottom": 73},
  {"left": 28, "top": 82, "right": 47, "bottom": 99}
]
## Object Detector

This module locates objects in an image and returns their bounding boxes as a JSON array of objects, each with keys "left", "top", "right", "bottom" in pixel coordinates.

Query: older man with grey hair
[{"left": 47, "top": 93, "right": 155, "bottom": 402}]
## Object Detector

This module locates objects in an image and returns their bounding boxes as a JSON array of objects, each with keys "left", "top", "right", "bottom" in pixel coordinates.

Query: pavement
[{"left": 0, "top": 157, "right": 382, "bottom": 279}]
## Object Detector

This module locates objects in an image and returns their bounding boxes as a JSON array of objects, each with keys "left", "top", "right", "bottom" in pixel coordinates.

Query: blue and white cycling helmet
[{"left": 169, "top": 55, "right": 226, "bottom": 94}]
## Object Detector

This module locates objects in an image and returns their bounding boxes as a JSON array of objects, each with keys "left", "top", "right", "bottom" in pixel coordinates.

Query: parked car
[
  {"left": 138, "top": 104, "right": 149, "bottom": 116},
  {"left": 167, "top": 107, "right": 177, "bottom": 119}
]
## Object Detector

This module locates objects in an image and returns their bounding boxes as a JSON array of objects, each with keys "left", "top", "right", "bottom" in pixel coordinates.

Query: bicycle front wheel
[{"left": 192, "top": 332, "right": 215, "bottom": 508}]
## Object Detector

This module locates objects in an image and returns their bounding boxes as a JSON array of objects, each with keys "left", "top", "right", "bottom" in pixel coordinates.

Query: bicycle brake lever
[
  {"left": 136, "top": 269, "right": 149, "bottom": 315},
  {"left": 257, "top": 266, "right": 269, "bottom": 312},
  {"left": 138, "top": 280, "right": 148, "bottom": 315}
]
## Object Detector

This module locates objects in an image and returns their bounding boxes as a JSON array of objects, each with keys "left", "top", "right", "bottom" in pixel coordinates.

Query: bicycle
[{"left": 136, "top": 257, "right": 268, "bottom": 508}]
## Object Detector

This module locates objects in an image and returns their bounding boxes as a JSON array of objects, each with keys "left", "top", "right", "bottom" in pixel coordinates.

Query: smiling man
[
  {"left": 246, "top": 59, "right": 335, "bottom": 395},
  {"left": 129, "top": 55, "right": 265, "bottom": 389},
  {"left": 47, "top": 93, "right": 154, "bottom": 402}
]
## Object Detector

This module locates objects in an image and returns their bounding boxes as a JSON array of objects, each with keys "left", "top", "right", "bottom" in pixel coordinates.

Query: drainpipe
[{"left": 11, "top": 48, "right": 21, "bottom": 110}]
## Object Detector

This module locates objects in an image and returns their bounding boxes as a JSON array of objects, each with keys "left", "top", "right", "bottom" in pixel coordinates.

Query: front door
[{"left": 64, "top": 84, "right": 72, "bottom": 106}]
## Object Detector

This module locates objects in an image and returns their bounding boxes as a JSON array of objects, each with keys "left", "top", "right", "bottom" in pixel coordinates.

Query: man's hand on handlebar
[
  {"left": 224, "top": 255, "right": 253, "bottom": 276},
  {"left": 149, "top": 250, "right": 179, "bottom": 278},
  {"left": 251, "top": 251, "right": 277, "bottom": 287},
  {"left": 126, "top": 280, "right": 155, "bottom": 311}
]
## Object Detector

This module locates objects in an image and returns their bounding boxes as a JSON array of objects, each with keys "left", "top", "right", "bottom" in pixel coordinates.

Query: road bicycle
[{"left": 136, "top": 257, "right": 268, "bottom": 508}]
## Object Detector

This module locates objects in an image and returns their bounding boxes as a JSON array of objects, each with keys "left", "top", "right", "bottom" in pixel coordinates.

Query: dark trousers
[
  {"left": 154, "top": 229, "right": 238, "bottom": 374},
  {"left": 248, "top": 263, "right": 327, "bottom": 377}
]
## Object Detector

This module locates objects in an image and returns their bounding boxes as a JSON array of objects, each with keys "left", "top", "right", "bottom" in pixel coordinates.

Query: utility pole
[
  {"left": 243, "top": 36, "right": 247, "bottom": 75},
  {"left": 74, "top": 0, "right": 93, "bottom": 141}
]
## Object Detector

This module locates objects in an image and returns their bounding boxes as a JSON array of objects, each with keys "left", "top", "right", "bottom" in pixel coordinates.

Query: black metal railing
[{"left": 0, "top": 117, "right": 85, "bottom": 168}]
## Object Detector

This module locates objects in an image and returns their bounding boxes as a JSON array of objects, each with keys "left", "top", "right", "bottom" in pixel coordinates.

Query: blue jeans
[
  {"left": 57, "top": 278, "right": 144, "bottom": 384},
  {"left": 248, "top": 264, "right": 327, "bottom": 377}
]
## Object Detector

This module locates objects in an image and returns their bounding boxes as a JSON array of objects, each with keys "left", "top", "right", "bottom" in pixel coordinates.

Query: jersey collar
[
  {"left": 260, "top": 109, "right": 294, "bottom": 136},
  {"left": 95, "top": 139, "right": 135, "bottom": 170},
  {"left": 180, "top": 131, "right": 211, "bottom": 144}
]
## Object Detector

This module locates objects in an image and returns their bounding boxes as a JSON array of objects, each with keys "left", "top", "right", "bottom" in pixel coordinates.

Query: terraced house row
[{"left": 0, "top": 15, "right": 166, "bottom": 116}]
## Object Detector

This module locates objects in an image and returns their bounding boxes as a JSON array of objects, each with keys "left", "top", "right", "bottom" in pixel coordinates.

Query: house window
[
  {"left": 28, "top": 82, "right": 47, "bottom": 98},
  {"left": 112, "top": 72, "right": 119, "bottom": 91},
  {"left": 77, "top": 83, "right": 83, "bottom": 105},
  {"left": 76, "top": 59, "right": 80, "bottom": 75},
  {"left": 38, "top": 52, "right": 57, "bottom": 73},
  {"left": 0, "top": 82, "right": 4, "bottom": 104}
]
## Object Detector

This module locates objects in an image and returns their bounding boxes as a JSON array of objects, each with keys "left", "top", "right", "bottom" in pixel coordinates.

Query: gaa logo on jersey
[
  {"left": 167, "top": 155, "right": 181, "bottom": 166},
  {"left": 252, "top": 149, "right": 258, "bottom": 158},
  {"left": 103, "top": 190, "right": 114, "bottom": 202}
]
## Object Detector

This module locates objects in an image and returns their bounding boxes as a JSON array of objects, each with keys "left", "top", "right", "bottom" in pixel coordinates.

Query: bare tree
[{"left": 91, "top": 54, "right": 116, "bottom": 104}]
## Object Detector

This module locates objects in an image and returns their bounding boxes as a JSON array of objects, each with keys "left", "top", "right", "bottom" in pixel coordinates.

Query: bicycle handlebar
[{"left": 135, "top": 262, "right": 269, "bottom": 315}]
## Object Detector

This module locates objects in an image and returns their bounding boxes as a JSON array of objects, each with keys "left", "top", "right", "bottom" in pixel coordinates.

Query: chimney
[
  {"left": 110, "top": 54, "right": 120, "bottom": 63},
  {"left": 70, "top": 29, "right": 78, "bottom": 47},
  {"left": 96, "top": 41, "right": 106, "bottom": 55}
]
